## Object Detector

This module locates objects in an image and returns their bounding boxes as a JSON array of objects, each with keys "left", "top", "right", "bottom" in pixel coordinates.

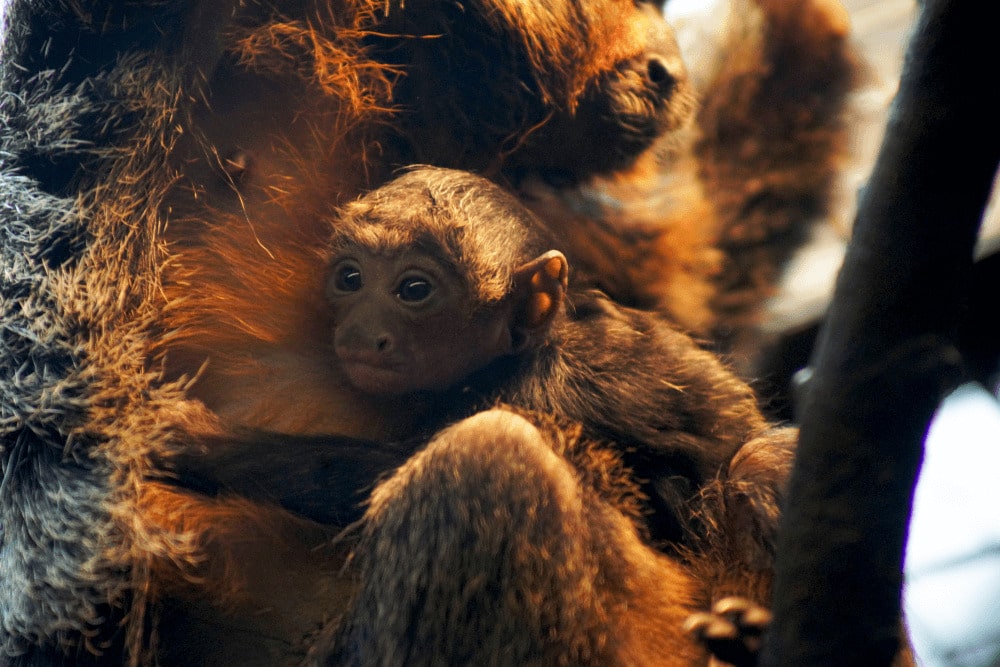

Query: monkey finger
[
  {"left": 683, "top": 612, "right": 738, "bottom": 640},
  {"left": 712, "top": 596, "right": 773, "bottom": 636}
]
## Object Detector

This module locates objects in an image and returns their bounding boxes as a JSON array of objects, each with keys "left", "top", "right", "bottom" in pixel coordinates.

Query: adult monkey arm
[{"left": 161, "top": 431, "right": 417, "bottom": 526}]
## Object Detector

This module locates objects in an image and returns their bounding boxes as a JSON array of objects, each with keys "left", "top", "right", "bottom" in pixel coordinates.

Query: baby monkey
[{"left": 323, "top": 166, "right": 770, "bottom": 543}]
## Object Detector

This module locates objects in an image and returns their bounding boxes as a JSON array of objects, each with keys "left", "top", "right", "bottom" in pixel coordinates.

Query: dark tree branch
[{"left": 762, "top": 0, "right": 1000, "bottom": 664}]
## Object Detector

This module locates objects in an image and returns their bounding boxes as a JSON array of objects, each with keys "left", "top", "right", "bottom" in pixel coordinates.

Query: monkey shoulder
[{"left": 559, "top": 293, "right": 765, "bottom": 447}]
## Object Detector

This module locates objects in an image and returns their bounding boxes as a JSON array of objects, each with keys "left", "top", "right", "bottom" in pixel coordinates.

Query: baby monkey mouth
[{"left": 336, "top": 348, "right": 413, "bottom": 395}]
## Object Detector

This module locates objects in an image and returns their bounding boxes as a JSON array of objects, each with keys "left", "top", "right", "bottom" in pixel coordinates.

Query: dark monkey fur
[
  {"left": 0, "top": 0, "right": 856, "bottom": 664},
  {"left": 315, "top": 166, "right": 771, "bottom": 544}
]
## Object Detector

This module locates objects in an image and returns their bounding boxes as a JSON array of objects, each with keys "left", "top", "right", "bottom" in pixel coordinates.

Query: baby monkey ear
[{"left": 511, "top": 250, "right": 568, "bottom": 350}]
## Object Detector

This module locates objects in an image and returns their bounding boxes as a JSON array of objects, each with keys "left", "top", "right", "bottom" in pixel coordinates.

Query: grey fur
[{"left": 0, "top": 10, "right": 203, "bottom": 659}]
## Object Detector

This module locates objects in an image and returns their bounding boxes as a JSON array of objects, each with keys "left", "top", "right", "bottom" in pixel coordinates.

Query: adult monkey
[{"left": 0, "top": 0, "right": 857, "bottom": 664}]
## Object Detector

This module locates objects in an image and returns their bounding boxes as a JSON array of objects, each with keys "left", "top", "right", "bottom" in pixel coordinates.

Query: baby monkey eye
[
  {"left": 396, "top": 276, "right": 433, "bottom": 303},
  {"left": 333, "top": 264, "right": 363, "bottom": 292}
]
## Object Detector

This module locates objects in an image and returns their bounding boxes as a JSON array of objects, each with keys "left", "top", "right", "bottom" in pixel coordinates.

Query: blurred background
[{"left": 667, "top": 1, "right": 1000, "bottom": 664}]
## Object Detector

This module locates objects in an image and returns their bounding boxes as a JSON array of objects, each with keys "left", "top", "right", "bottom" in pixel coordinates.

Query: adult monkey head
[{"left": 371, "top": 0, "right": 695, "bottom": 180}]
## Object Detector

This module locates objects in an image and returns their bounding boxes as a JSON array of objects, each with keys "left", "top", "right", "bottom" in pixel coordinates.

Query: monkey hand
[{"left": 683, "top": 596, "right": 772, "bottom": 667}]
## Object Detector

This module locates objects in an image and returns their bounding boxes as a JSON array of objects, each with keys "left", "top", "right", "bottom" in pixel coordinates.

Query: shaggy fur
[
  {"left": 0, "top": 54, "right": 215, "bottom": 663},
  {"left": 0, "top": 0, "right": 856, "bottom": 664}
]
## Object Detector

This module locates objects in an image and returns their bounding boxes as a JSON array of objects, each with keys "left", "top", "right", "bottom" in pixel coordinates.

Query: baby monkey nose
[
  {"left": 646, "top": 55, "right": 676, "bottom": 95},
  {"left": 375, "top": 334, "right": 393, "bottom": 353}
]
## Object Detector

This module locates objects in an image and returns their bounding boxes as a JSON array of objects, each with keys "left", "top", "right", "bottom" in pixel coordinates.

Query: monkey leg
[
  {"left": 323, "top": 408, "right": 706, "bottom": 666},
  {"left": 684, "top": 428, "right": 797, "bottom": 607}
]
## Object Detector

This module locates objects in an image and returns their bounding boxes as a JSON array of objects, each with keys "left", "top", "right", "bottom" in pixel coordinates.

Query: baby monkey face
[{"left": 325, "top": 248, "right": 513, "bottom": 396}]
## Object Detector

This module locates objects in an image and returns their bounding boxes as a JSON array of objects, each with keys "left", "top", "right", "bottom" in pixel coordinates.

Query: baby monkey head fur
[{"left": 325, "top": 167, "right": 568, "bottom": 396}]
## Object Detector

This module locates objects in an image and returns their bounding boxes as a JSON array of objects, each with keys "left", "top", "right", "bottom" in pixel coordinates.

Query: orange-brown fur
[
  {"left": 697, "top": 0, "right": 858, "bottom": 351},
  {"left": 154, "top": 0, "right": 857, "bottom": 427},
  {"left": 140, "top": 481, "right": 356, "bottom": 664}
]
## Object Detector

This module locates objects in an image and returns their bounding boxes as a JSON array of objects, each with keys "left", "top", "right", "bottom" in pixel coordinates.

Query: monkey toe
[{"left": 684, "top": 596, "right": 771, "bottom": 667}]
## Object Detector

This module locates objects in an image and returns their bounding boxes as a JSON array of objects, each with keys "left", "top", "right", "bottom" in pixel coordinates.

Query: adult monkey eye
[
  {"left": 397, "top": 276, "right": 433, "bottom": 303},
  {"left": 333, "top": 263, "right": 363, "bottom": 292}
]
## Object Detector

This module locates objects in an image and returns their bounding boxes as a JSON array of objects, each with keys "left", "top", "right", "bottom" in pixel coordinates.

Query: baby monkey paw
[{"left": 684, "top": 596, "right": 772, "bottom": 667}]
